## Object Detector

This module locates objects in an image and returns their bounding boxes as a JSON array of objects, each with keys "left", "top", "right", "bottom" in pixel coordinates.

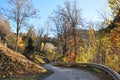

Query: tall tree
[
  {"left": 0, "top": 0, "right": 37, "bottom": 51},
  {"left": 26, "top": 26, "right": 37, "bottom": 51},
  {"left": 51, "top": 0, "right": 82, "bottom": 62},
  {"left": 25, "top": 37, "right": 34, "bottom": 53},
  {"left": 36, "top": 27, "right": 44, "bottom": 53},
  {"left": 107, "top": 0, "right": 120, "bottom": 55},
  {"left": 106, "top": 0, "right": 120, "bottom": 31},
  {"left": 108, "top": 0, "right": 120, "bottom": 14}
]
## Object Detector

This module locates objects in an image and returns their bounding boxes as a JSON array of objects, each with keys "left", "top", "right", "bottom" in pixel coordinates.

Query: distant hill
[
  {"left": 78, "top": 29, "right": 89, "bottom": 39},
  {"left": 0, "top": 44, "right": 46, "bottom": 78}
]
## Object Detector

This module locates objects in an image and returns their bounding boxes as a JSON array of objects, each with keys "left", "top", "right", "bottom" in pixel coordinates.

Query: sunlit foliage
[
  {"left": 109, "top": 27, "right": 120, "bottom": 55},
  {"left": 18, "top": 37, "right": 25, "bottom": 51},
  {"left": 106, "top": 54, "right": 120, "bottom": 72},
  {"left": 108, "top": 0, "right": 120, "bottom": 14},
  {"left": 40, "top": 42, "right": 45, "bottom": 51}
]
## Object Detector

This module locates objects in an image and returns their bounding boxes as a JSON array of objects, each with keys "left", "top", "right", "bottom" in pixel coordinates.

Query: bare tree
[
  {"left": 0, "top": 0, "right": 37, "bottom": 51},
  {"left": 37, "top": 26, "right": 44, "bottom": 53},
  {"left": 51, "top": 0, "right": 82, "bottom": 62}
]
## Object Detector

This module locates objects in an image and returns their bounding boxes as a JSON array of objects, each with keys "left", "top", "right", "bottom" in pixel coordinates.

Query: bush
[{"left": 106, "top": 54, "right": 120, "bottom": 72}]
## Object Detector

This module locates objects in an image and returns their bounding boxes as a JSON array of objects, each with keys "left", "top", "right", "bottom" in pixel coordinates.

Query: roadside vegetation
[
  {"left": 0, "top": 44, "right": 46, "bottom": 78},
  {"left": 0, "top": 0, "right": 120, "bottom": 79}
]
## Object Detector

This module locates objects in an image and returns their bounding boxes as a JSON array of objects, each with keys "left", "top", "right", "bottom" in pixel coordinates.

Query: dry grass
[{"left": 0, "top": 44, "right": 47, "bottom": 78}]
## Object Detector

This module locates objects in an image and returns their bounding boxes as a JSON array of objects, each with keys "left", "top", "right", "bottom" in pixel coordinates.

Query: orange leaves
[
  {"left": 66, "top": 52, "right": 76, "bottom": 63},
  {"left": 109, "top": 27, "right": 120, "bottom": 54},
  {"left": 110, "top": 31, "right": 117, "bottom": 38},
  {"left": 107, "top": 0, "right": 120, "bottom": 55},
  {"left": 115, "top": 22, "right": 120, "bottom": 26},
  {"left": 110, "top": 28, "right": 120, "bottom": 42}
]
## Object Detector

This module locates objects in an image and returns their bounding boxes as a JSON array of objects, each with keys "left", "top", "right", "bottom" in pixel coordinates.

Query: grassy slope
[{"left": 0, "top": 44, "right": 47, "bottom": 78}]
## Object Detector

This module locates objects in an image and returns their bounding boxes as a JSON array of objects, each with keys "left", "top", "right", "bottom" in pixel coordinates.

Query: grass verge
[{"left": 0, "top": 69, "right": 54, "bottom": 80}]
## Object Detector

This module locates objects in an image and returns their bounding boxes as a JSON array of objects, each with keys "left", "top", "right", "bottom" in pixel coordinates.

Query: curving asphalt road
[{"left": 43, "top": 64, "right": 100, "bottom": 80}]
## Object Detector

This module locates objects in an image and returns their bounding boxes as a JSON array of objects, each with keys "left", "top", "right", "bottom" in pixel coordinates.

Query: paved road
[{"left": 43, "top": 64, "right": 100, "bottom": 80}]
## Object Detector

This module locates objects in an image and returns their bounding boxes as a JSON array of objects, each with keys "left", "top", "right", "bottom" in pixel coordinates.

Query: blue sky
[
  {"left": 33, "top": 0, "right": 109, "bottom": 32},
  {"left": 0, "top": 0, "right": 108, "bottom": 33},
  {"left": 33, "top": 0, "right": 108, "bottom": 26}
]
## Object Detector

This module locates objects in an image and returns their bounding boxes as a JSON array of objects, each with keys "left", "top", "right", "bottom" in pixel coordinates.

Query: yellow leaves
[
  {"left": 76, "top": 53, "right": 90, "bottom": 63},
  {"left": 75, "top": 46, "right": 94, "bottom": 63},
  {"left": 106, "top": 40, "right": 111, "bottom": 48},
  {"left": 34, "top": 54, "right": 45, "bottom": 64},
  {"left": 113, "top": 9, "right": 119, "bottom": 14},
  {"left": 48, "top": 49, "right": 53, "bottom": 53},
  {"left": 106, "top": 54, "right": 120, "bottom": 71},
  {"left": 110, "top": 29, "right": 114, "bottom": 32},
  {"left": 108, "top": 0, "right": 120, "bottom": 14},
  {"left": 18, "top": 37, "right": 25, "bottom": 49},
  {"left": 108, "top": 0, "right": 115, "bottom": 9},
  {"left": 40, "top": 42, "right": 44, "bottom": 51},
  {"left": 105, "top": 19, "right": 111, "bottom": 25},
  {"left": 109, "top": 0, "right": 117, "bottom": 4},
  {"left": 88, "top": 28, "right": 95, "bottom": 35},
  {"left": 109, "top": 0, "right": 117, "bottom": 7},
  {"left": 63, "top": 57, "right": 68, "bottom": 63},
  {"left": 109, "top": 4, "right": 114, "bottom": 9}
]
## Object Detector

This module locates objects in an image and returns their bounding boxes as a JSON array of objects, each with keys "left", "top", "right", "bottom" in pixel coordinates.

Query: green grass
[{"left": 90, "top": 67, "right": 101, "bottom": 73}]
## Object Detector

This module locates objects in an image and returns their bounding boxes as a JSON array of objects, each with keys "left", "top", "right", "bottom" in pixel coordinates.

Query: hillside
[{"left": 0, "top": 44, "right": 47, "bottom": 78}]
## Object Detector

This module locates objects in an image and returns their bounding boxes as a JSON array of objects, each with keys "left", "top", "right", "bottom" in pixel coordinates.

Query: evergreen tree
[{"left": 25, "top": 37, "right": 34, "bottom": 53}]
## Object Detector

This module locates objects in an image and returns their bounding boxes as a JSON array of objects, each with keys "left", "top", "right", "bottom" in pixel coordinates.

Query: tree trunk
[
  {"left": 15, "top": 32, "right": 19, "bottom": 52},
  {"left": 15, "top": 22, "right": 20, "bottom": 52}
]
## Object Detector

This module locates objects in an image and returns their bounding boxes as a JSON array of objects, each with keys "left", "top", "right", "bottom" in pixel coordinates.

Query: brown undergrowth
[{"left": 0, "top": 44, "right": 47, "bottom": 78}]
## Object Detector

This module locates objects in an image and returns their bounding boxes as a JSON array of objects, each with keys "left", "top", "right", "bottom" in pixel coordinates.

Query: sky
[
  {"left": 34, "top": 0, "right": 108, "bottom": 23},
  {"left": 0, "top": 0, "right": 109, "bottom": 34}
]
